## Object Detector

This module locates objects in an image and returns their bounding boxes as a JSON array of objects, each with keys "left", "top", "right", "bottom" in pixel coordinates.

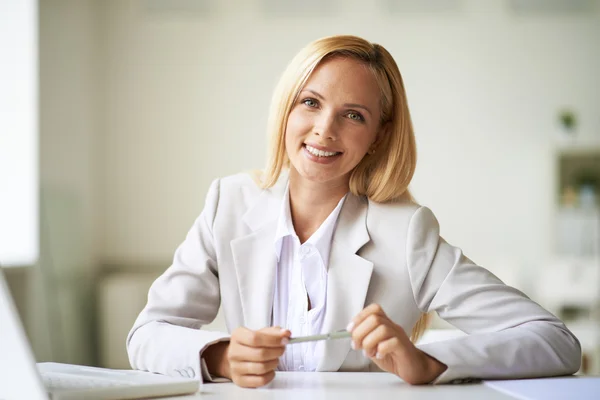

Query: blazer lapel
[
  {"left": 231, "top": 227, "right": 278, "bottom": 330},
  {"left": 317, "top": 194, "right": 373, "bottom": 371},
  {"left": 231, "top": 174, "right": 287, "bottom": 330}
]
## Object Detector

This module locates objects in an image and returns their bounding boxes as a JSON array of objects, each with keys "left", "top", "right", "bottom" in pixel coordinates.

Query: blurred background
[{"left": 2, "top": 0, "right": 600, "bottom": 375}]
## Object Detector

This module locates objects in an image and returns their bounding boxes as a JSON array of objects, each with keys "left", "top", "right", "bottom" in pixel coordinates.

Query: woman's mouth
[
  {"left": 302, "top": 144, "right": 343, "bottom": 165},
  {"left": 304, "top": 144, "right": 342, "bottom": 158}
]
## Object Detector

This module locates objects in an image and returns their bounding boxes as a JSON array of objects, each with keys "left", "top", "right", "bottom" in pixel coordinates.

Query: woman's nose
[{"left": 313, "top": 113, "right": 338, "bottom": 141}]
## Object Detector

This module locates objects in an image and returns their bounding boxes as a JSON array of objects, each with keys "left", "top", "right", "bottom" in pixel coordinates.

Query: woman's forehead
[{"left": 302, "top": 57, "right": 381, "bottom": 108}]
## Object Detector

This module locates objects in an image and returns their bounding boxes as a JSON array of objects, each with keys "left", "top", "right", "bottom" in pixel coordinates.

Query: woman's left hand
[{"left": 347, "top": 303, "right": 447, "bottom": 385}]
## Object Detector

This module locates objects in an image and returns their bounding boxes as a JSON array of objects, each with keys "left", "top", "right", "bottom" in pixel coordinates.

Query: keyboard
[{"left": 43, "top": 373, "right": 133, "bottom": 391}]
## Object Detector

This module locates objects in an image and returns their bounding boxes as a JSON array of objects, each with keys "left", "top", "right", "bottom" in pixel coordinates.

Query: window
[{"left": 0, "top": 0, "right": 38, "bottom": 266}]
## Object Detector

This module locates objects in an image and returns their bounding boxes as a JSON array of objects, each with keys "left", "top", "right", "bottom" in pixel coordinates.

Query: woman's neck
[{"left": 287, "top": 169, "right": 349, "bottom": 243}]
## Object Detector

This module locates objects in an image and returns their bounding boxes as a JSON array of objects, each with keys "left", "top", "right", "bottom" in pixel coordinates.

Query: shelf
[
  {"left": 554, "top": 134, "right": 600, "bottom": 156},
  {"left": 557, "top": 145, "right": 600, "bottom": 157},
  {"left": 0, "top": 264, "right": 34, "bottom": 269},
  {"left": 557, "top": 149, "right": 600, "bottom": 208}
]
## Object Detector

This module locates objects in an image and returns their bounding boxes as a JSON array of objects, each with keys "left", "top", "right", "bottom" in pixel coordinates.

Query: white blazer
[{"left": 127, "top": 172, "right": 581, "bottom": 384}]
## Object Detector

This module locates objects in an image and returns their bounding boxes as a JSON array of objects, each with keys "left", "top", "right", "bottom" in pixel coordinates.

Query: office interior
[{"left": 2, "top": 0, "right": 600, "bottom": 377}]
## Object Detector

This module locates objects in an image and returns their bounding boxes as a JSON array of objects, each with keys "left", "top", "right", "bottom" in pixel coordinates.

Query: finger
[
  {"left": 228, "top": 342, "right": 285, "bottom": 362},
  {"left": 351, "top": 313, "right": 387, "bottom": 350},
  {"left": 230, "top": 359, "right": 279, "bottom": 376},
  {"left": 347, "top": 303, "right": 387, "bottom": 332},
  {"left": 361, "top": 324, "right": 394, "bottom": 357},
  {"left": 235, "top": 327, "right": 290, "bottom": 348},
  {"left": 235, "top": 370, "right": 276, "bottom": 388},
  {"left": 375, "top": 336, "right": 401, "bottom": 360},
  {"left": 258, "top": 326, "right": 291, "bottom": 344},
  {"left": 259, "top": 326, "right": 291, "bottom": 338}
]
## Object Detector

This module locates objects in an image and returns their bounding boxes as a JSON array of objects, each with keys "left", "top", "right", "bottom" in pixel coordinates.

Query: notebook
[
  {"left": 0, "top": 266, "right": 199, "bottom": 400},
  {"left": 484, "top": 376, "right": 600, "bottom": 400}
]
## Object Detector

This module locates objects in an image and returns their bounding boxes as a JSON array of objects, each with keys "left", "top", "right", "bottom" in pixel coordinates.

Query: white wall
[{"left": 100, "top": 0, "right": 600, "bottom": 288}]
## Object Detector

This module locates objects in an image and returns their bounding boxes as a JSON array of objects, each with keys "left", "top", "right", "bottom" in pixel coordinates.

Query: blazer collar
[
  {"left": 242, "top": 171, "right": 288, "bottom": 232},
  {"left": 242, "top": 170, "right": 370, "bottom": 248},
  {"left": 232, "top": 171, "right": 288, "bottom": 330}
]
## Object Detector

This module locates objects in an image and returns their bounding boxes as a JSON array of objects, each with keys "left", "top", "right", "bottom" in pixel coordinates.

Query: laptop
[{"left": 0, "top": 266, "right": 200, "bottom": 400}]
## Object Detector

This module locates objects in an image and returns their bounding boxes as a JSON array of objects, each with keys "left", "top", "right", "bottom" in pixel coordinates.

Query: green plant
[{"left": 559, "top": 109, "right": 577, "bottom": 131}]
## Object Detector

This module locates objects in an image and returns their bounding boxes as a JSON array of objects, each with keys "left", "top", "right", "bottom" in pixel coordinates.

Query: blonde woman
[{"left": 127, "top": 35, "right": 581, "bottom": 388}]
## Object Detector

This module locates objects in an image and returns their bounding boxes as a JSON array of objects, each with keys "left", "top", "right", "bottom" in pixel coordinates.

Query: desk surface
[{"left": 167, "top": 372, "right": 515, "bottom": 399}]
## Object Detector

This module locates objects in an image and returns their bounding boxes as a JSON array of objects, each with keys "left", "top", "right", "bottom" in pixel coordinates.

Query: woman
[{"left": 127, "top": 35, "right": 581, "bottom": 388}]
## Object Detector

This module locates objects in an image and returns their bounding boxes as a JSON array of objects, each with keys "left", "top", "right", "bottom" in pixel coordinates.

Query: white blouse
[{"left": 272, "top": 186, "right": 347, "bottom": 371}]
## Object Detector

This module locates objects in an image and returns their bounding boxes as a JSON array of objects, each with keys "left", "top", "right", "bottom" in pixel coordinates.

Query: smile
[{"left": 304, "top": 144, "right": 342, "bottom": 158}]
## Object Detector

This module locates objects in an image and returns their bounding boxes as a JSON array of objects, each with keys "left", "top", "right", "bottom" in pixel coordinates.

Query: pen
[{"left": 288, "top": 330, "right": 352, "bottom": 344}]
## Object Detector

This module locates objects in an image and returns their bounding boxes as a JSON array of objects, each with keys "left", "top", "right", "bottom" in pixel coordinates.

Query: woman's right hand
[{"left": 225, "top": 326, "right": 290, "bottom": 388}]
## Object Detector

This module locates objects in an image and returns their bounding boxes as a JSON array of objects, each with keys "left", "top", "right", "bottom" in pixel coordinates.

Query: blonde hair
[{"left": 259, "top": 35, "right": 428, "bottom": 341}]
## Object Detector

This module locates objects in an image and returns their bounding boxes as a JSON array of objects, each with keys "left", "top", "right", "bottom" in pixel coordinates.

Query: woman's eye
[
  {"left": 347, "top": 112, "right": 364, "bottom": 122},
  {"left": 302, "top": 98, "right": 318, "bottom": 108}
]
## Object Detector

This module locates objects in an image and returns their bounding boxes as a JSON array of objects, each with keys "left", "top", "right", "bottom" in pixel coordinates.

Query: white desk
[{"left": 166, "top": 372, "right": 515, "bottom": 399}]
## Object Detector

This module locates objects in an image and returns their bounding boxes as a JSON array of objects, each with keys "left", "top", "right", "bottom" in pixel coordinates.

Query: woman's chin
[{"left": 292, "top": 168, "right": 350, "bottom": 187}]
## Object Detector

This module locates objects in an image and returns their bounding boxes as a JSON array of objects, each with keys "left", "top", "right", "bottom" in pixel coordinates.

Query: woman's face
[{"left": 285, "top": 56, "right": 383, "bottom": 188}]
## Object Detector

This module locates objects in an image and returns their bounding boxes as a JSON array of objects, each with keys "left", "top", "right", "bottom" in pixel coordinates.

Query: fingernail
[
  {"left": 346, "top": 321, "right": 355, "bottom": 332},
  {"left": 280, "top": 328, "right": 287, "bottom": 334},
  {"left": 362, "top": 349, "right": 368, "bottom": 358},
  {"left": 281, "top": 338, "right": 289, "bottom": 345},
  {"left": 351, "top": 341, "right": 356, "bottom": 350},
  {"left": 376, "top": 352, "right": 382, "bottom": 359}
]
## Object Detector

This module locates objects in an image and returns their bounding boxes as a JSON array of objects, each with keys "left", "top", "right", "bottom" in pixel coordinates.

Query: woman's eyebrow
[
  {"left": 304, "top": 88, "right": 326, "bottom": 100},
  {"left": 303, "top": 88, "right": 373, "bottom": 117}
]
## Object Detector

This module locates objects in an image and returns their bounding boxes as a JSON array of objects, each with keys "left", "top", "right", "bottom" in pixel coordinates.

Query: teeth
[{"left": 305, "top": 145, "right": 339, "bottom": 157}]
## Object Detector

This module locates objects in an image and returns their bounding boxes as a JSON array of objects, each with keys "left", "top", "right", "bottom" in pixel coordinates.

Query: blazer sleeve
[
  {"left": 407, "top": 206, "right": 582, "bottom": 384},
  {"left": 126, "top": 178, "right": 231, "bottom": 381}
]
